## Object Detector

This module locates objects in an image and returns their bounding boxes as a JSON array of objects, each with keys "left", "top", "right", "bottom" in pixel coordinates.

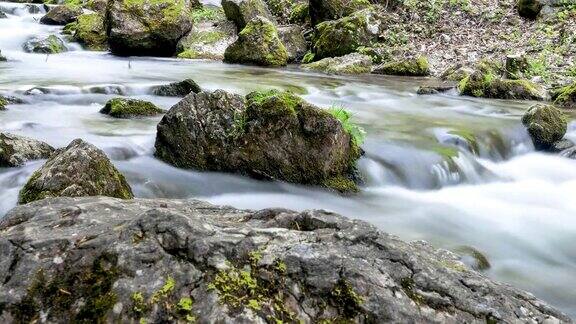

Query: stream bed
[{"left": 1, "top": 1, "right": 576, "bottom": 317}]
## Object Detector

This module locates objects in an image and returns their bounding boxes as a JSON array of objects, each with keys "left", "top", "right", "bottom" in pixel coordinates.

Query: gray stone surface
[
  {"left": 0, "top": 196, "right": 570, "bottom": 323},
  {"left": 0, "top": 133, "right": 54, "bottom": 167}
]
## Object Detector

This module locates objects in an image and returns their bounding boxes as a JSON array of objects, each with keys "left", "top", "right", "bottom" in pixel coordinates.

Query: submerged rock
[
  {"left": 67, "top": 13, "right": 107, "bottom": 51},
  {"left": 0, "top": 196, "right": 570, "bottom": 322},
  {"left": 40, "top": 4, "right": 82, "bottom": 25},
  {"left": 517, "top": 0, "right": 543, "bottom": 19},
  {"left": 417, "top": 82, "right": 457, "bottom": 95},
  {"left": 22, "top": 35, "right": 67, "bottom": 54},
  {"left": 552, "top": 82, "right": 576, "bottom": 109},
  {"left": 373, "top": 56, "right": 430, "bottom": 76},
  {"left": 224, "top": 16, "right": 288, "bottom": 66},
  {"left": 0, "top": 133, "right": 54, "bottom": 167},
  {"left": 18, "top": 139, "right": 133, "bottom": 204},
  {"left": 100, "top": 98, "right": 164, "bottom": 118},
  {"left": 312, "top": 9, "right": 381, "bottom": 60},
  {"left": 151, "top": 79, "right": 201, "bottom": 97},
  {"left": 309, "top": 0, "right": 371, "bottom": 25},
  {"left": 155, "top": 89, "right": 362, "bottom": 192},
  {"left": 522, "top": 104, "right": 567, "bottom": 150},
  {"left": 221, "top": 0, "right": 275, "bottom": 30},
  {"left": 303, "top": 53, "right": 372, "bottom": 74},
  {"left": 106, "top": 0, "right": 193, "bottom": 56}
]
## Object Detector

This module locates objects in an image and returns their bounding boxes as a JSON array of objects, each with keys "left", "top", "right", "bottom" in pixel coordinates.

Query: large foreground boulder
[
  {"left": 105, "top": 0, "right": 193, "bottom": 56},
  {"left": 0, "top": 196, "right": 570, "bottom": 322},
  {"left": 155, "top": 89, "right": 361, "bottom": 192},
  {"left": 40, "top": 4, "right": 82, "bottom": 25},
  {"left": 522, "top": 104, "right": 567, "bottom": 150},
  {"left": 0, "top": 133, "right": 54, "bottom": 167},
  {"left": 18, "top": 139, "right": 133, "bottom": 204},
  {"left": 224, "top": 16, "right": 288, "bottom": 66}
]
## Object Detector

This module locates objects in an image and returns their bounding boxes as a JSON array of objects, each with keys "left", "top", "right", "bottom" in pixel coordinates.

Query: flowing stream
[{"left": 1, "top": 2, "right": 576, "bottom": 317}]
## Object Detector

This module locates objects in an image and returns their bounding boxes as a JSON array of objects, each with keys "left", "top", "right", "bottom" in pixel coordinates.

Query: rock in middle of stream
[{"left": 155, "top": 89, "right": 362, "bottom": 192}]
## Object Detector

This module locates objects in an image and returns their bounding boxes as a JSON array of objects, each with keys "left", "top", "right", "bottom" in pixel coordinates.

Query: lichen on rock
[
  {"left": 100, "top": 98, "right": 164, "bottom": 118},
  {"left": 18, "top": 139, "right": 134, "bottom": 204},
  {"left": 224, "top": 16, "right": 288, "bottom": 67},
  {"left": 0, "top": 133, "right": 55, "bottom": 167}
]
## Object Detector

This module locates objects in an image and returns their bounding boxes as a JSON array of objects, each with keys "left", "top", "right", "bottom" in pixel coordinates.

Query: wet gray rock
[
  {"left": 0, "top": 196, "right": 570, "bottom": 323},
  {"left": 22, "top": 35, "right": 67, "bottom": 54},
  {"left": 176, "top": 20, "right": 238, "bottom": 60},
  {"left": 105, "top": 0, "right": 194, "bottom": 56},
  {"left": 18, "top": 139, "right": 133, "bottom": 204},
  {"left": 417, "top": 82, "right": 457, "bottom": 95},
  {"left": 222, "top": 0, "right": 275, "bottom": 30},
  {"left": 521, "top": 104, "right": 567, "bottom": 151},
  {"left": 277, "top": 24, "right": 307, "bottom": 63},
  {"left": 151, "top": 79, "right": 202, "bottom": 97},
  {"left": 40, "top": 4, "right": 82, "bottom": 25},
  {"left": 0, "top": 133, "right": 55, "bottom": 167},
  {"left": 0, "top": 11, "right": 7, "bottom": 19}
]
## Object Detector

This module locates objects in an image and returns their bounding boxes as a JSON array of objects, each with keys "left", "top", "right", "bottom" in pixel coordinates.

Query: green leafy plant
[{"left": 328, "top": 106, "right": 366, "bottom": 146}]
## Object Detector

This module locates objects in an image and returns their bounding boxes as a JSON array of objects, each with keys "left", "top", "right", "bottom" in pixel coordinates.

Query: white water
[{"left": 1, "top": 2, "right": 576, "bottom": 317}]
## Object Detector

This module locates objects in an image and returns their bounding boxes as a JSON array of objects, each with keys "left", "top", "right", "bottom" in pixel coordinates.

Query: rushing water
[{"left": 1, "top": 2, "right": 576, "bottom": 317}]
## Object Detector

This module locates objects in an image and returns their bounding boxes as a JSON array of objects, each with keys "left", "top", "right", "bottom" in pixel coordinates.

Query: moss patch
[
  {"left": 375, "top": 56, "right": 430, "bottom": 76},
  {"left": 552, "top": 82, "right": 576, "bottom": 109},
  {"left": 9, "top": 253, "right": 120, "bottom": 323},
  {"left": 100, "top": 98, "right": 164, "bottom": 118},
  {"left": 71, "top": 13, "right": 107, "bottom": 51}
]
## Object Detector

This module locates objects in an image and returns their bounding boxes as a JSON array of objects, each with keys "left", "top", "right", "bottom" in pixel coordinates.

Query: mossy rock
[
  {"left": 263, "top": 0, "right": 306, "bottom": 24},
  {"left": 312, "top": 9, "right": 380, "bottom": 60},
  {"left": 40, "top": 4, "right": 82, "bottom": 25},
  {"left": 521, "top": 104, "right": 567, "bottom": 150},
  {"left": 68, "top": 13, "right": 107, "bottom": 50},
  {"left": 458, "top": 61, "right": 545, "bottom": 100},
  {"left": 309, "top": 0, "right": 371, "bottom": 25},
  {"left": 18, "top": 139, "right": 134, "bottom": 204},
  {"left": 155, "top": 89, "right": 362, "bottom": 192},
  {"left": 0, "top": 96, "right": 7, "bottom": 110},
  {"left": 222, "top": 0, "right": 275, "bottom": 30},
  {"left": 22, "top": 35, "right": 67, "bottom": 54},
  {"left": 0, "top": 133, "right": 55, "bottom": 167},
  {"left": 517, "top": 0, "right": 543, "bottom": 19},
  {"left": 106, "top": 0, "right": 194, "bottom": 56},
  {"left": 277, "top": 25, "right": 307, "bottom": 62},
  {"left": 100, "top": 98, "right": 164, "bottom": 118},
  {"left": 176, "top": 19, "right": 237, "bottom": 61},
  {"left": 303, "top": 53, "right": 372, "bottom": 75},
  {"left": 224, "top": 16, "right": 288, "bottom": 67},
  {"left": 373, "top": 56, "right": 430, "bottom": 76},
  {"left": 552, "top": 82, "right": 576, "bottom": 109}
]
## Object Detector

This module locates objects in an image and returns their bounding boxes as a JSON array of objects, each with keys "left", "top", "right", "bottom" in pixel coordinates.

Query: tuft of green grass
[{"left": 328, "top": 106, "right": 366, "bottom": 146}]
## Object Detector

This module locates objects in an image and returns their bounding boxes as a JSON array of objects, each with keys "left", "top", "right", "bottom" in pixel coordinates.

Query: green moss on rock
[
  {"left": 552, "top": 82, "right": 576, "bottom": 109},
  {"left": 9, "top": 253, "right": 120, "bottom": 323},
  {"left": 224, "top": 16, "right": 288, "bottom": 67},
  {"left": 100, "top": 98, "right": 164, "bottom": 118},
  {"left": 303, "top": 53, "right": 372, "bottom": 75},
  {"left": 522, "top": 104, "right": 567, "bottom": 150},
  {"left": 312, "top": 9, "right": 379, "bottom": 60},
  {"left": 374, "top": 56, "right": 430, "bottom": 76},
  {"left": 71, "top": 13, "right": 107, "bottom": 50}
]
